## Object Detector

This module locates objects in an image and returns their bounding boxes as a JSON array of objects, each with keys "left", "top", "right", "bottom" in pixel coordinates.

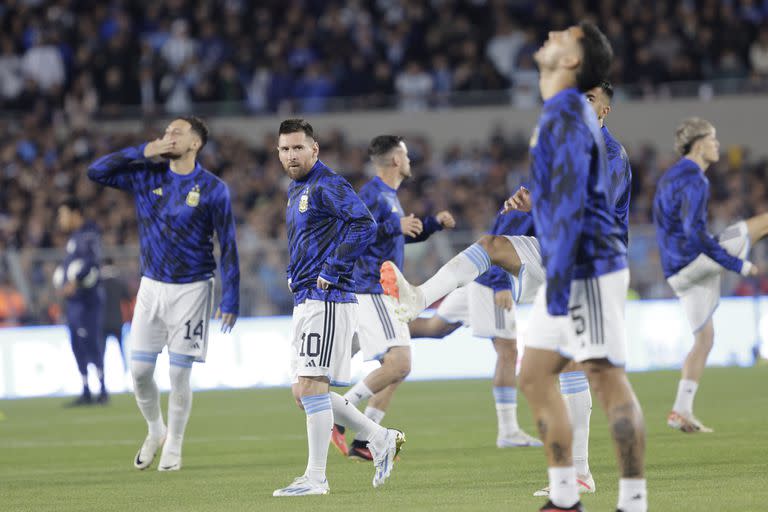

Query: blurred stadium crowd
[
  {"left": 1, "top": 0, "right": 768, "bottom": 115},
  {"left": 1, "top": 113, "right": 767, "bottom": 325}
]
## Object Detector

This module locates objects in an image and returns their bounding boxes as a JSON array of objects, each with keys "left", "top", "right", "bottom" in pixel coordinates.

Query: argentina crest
[
  {"left": 298, "top": 189, "right": 309, "bottom": 213},
  {"left": 186, "top": 184, "right": 201, "bottom": 207}
]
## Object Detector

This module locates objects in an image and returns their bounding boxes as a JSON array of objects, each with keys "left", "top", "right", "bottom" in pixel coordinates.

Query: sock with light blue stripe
[
  {"left": 560, "top": 371, "right": 589, "bottom": 394},
  {"left": 493, "top": 386, "right": 520, "bottom": 436},
  {"left": 166, "top": 355, "right": 194, "bottom": 457},
  {"left": 560, "top": 371, "right": 591, "bottom": 476},
  {"left": 300, "top": 393, "right": 333, "bottom": 483},
  {"left": 420, "top": 243, "right": 492, "bottom": 307}
]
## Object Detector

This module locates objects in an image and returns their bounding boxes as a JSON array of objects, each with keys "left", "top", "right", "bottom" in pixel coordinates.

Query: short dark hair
[
  {"left": 599, "top": 80, "right": 614, "bottom": 100},
  {"left": 279, "top": 118, "right": 315, "bottom": 140},
  {"left": 368, "top": 135, "right": 404, "bottom": 158},
  {"left": 576, "top": 22, "right": 613, "bottom": 93},
  {"left": 176, "top": 115, "right": 209, "bottom": 149},
  {"left": 59, "top": 197, "right": 84, "bottom": 214}
]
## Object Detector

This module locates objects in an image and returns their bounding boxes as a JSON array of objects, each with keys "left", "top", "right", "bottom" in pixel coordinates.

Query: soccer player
[
  {"left": 384, "top": 24, "right": 646, "bottom": 512},
  {"left": 87, "top": 116, "right": 240, "bottom": 472},
  {"left": 331, "top": 135, "right": 455, "bottom": 460},
  {"left": 274, "top": 119, "right": 404, "bottom": 497},
  {"left": 409, "top": 207, "right": 543, "bottom": 449},
  {"left": 382, "top": 80, "right": 630, "bottom": 498},
  {"left": 653, "top": 117, "right": 768, "bottom": 433},
  {"left": 55, "top": 197, "right": 106, "bottom": 405}
]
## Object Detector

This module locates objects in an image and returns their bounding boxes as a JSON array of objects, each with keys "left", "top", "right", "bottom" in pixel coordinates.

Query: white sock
[
  {"left": 548, "top": 466, "right": 579, "bottom": 508},
  {"left": 330, "top": 393, "right": 387, "bottom": 449},
  {"left": 130, "top": 358, "right": 165, "bottom": 438},
  {"left": 560, "top": 372, "right": 591, "bottom": 476},
  {"left": 493, "top": 386, "right": 519, "bottom": 437},
  {"left": 344, "top": 380, "right": 374, "bottom": 407},
  {"left": 618, "top": 478, "right": 647, "bottom": 512},
  {"left": 354, "top": 406, "right": 386, "bottom": 442},
  {"left": 166, "top": 356, "right": 194, "bottom": 456},
  {"left": 419, "top": 243, "right": 491, "bottom": 307},
  {"left": 300, "top": 393, "right": 333, "bottom": 483},
  {"left": 672, "top": 379, "right": 698, "bottom": 415}
]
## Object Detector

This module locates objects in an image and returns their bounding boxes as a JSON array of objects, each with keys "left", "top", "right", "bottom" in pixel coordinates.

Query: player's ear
[{"left": 312, "top": 140, "right": 319, "bottom": 156}]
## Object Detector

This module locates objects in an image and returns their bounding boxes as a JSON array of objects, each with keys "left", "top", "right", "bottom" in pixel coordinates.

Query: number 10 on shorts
[{"left": 300, "top": 332, "right": 322, "bottom": 357}]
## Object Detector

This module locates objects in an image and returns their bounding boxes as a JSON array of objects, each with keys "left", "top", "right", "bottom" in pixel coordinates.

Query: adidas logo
[
  {"left": 305, "top": 360, "right": 317, "bottom": 367},
  {"left": 191, "top": 342, "right": 200, "bottom": 349},
  {"left": 152, "top": 187, "right": 163, "bottom": 196}
]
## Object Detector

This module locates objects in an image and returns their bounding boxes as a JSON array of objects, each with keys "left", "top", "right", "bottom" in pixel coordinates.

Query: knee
[
  {"left": 291, "top": 384, "right": 304, "bottom": 410},
  {"left": 385, "top": 350, "right": 411, "bottom": 381},
  {"left": 130, "top": 360, "right": 155, "bottom": 383},
  {"left": 517, "top": 366, "right": 543, "bottom": 396},
  {"left": 493, "top": 339, "right": 518, "bottom": 364},
  {"left": 477, "top": 235, "right": 505, "bottom": 260}
]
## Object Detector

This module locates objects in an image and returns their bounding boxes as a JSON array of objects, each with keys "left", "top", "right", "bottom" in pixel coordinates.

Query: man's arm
[
  {"left": 535, "top": 119, "right": 590, "bottom": 316},
  {"left": 681, "top": 180, "right": 749, "bottom": 275},
  {"left": 318, "top": 178, "right": 377, "bottom": 286},
  {"left": 212, "top": 184, "right": 240, "bottom": 332},
  {"left": 87, "top": 140, "right": 175, "bottom": 190},
  {"left": 405, "top": 212, "right": 454, "bottom": 243}
]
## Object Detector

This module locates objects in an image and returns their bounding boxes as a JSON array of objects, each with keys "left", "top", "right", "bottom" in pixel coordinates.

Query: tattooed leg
[
  {"left": 584, "top": 361, "right": 646, "bottom": 478},
  {"left": 519, "top": 347, "right": 572, "bottom": 466}
]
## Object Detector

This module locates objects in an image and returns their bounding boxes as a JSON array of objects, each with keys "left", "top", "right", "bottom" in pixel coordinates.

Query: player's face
[
  {"left": 698, "top": 129, "right": 720, "bottom": 164},
  {"left": 585, "top": 87, "right": 611, "bottom": 122},
  {"left": 277, "top": 131, "right": 319, "bottom": 180},
  {"left": 162, "top": 119, "right": 199, "bottom": 159},
  {"left": 395, "top": 141, "right": 412, "bottom": 178},
  {"left": 534, "top": 25, "right": 584, "bottom": 71}
]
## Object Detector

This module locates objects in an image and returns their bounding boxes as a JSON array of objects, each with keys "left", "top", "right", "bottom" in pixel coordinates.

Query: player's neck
[
  {"left": 538, "top": 69, "right": 577, "bottom": 101},
  {"left": 378, "top": 169, "right": 402, "bottom": 190},
  {"left": 685, "top": 153, "right": 710, "bottom": 172},
  {"left": 169, "top": 154, "right": 197, "bottom": 175}
]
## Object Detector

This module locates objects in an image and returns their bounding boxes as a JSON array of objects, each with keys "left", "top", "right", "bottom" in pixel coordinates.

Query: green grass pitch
[{"left": 1, "top": 367, "right": 766, "bottom": 511}]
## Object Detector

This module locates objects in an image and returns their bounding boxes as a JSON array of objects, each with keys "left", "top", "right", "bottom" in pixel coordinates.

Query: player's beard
[{"left": 161, "top": 150, "right": 184, "bottom": 160}]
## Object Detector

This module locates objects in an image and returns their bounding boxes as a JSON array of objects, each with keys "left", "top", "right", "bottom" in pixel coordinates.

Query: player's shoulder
[{"left": 198, "top": 167, "right": 231, "bottom": 194}]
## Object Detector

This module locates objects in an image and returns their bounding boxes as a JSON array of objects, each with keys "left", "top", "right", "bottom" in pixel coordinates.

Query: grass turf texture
[{"left": 1, "top": 367, "right": 766, "bottom": 511}]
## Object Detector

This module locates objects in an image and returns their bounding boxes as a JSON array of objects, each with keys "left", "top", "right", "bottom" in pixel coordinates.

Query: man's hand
[
  {"left": 400, "top": 214, "right": 423, "bottom": 237},
  {"left": 215, "top": 308, "right": 238, "bottom": 333},
  {"left": 503, "top": 186, "right": 532, "bottom": 213},
  {"left": 317, "top": 276, "right": 332, "bottom": 290},
  {"left": 748, "top": 263, "right": 760, "bottom": 277},
  {"left": 494, "top": 289, "right": 513, "bottom": 311},
  {"left": 435, "top": 210, "right": 456, "bottom": 229},
  {"left": 143, "top": 138, "right": 176, "bottom": 159}
]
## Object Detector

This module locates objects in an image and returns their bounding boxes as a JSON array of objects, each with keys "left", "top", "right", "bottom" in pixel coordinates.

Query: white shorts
[
  {"left": 503, "top": 236, "right": 545, "bottom": 304},
  {"left": 130, "top": 277, "right": 215, "bottom": 362},
  {"left": 355, "top": 293, "right": 410, "bottom": 361},
  {"left": 436, "top": 282, "right": 516, "bottom": 339},
  {"left": 289, "top": 300, "right": 357, "bottom": 387},
  {"left": 667, "top": 221, "right": 750, "bottom": 332},
  {"left": 523, "top": 268, "right": 629, "bottom": 366}
]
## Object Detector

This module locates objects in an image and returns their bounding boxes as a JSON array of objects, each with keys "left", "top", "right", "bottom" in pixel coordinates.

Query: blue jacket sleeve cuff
[{"left": 318, "top": 271, "right": 340, "bottom": 286}]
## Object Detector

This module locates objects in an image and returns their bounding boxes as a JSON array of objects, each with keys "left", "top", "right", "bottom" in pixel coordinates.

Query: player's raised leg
[{"left": 381, "top": 235, "right": 521, "bottom": 322}]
